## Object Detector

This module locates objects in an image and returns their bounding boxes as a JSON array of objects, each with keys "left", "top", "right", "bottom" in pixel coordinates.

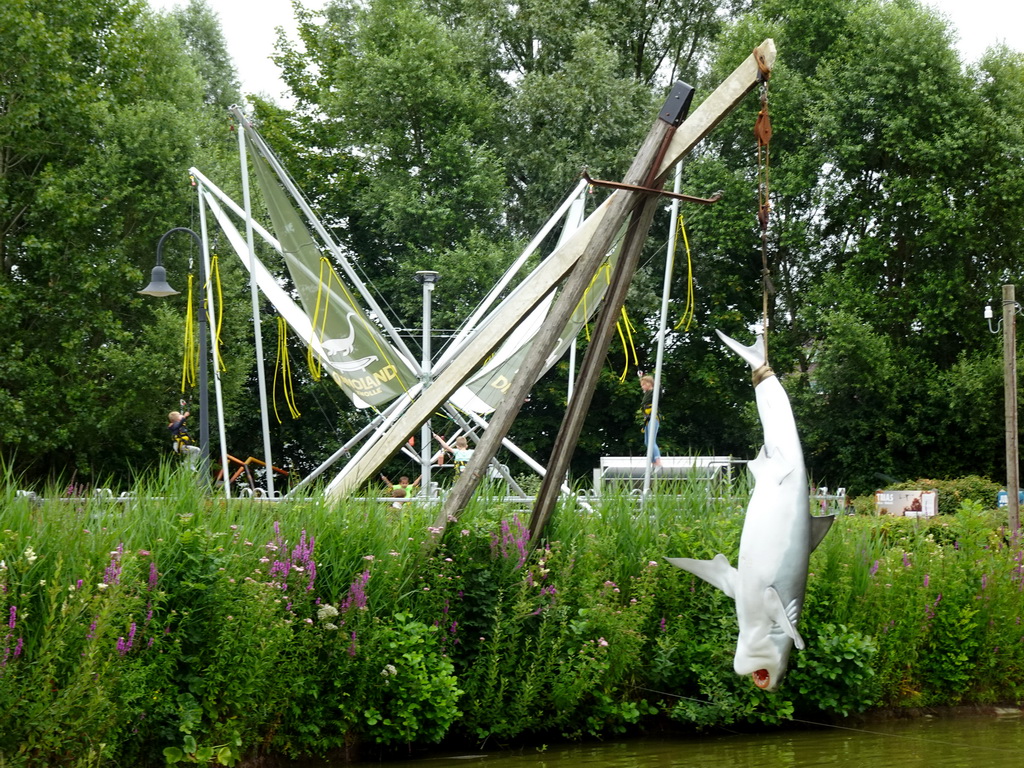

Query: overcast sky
[{"left": 150, "top": 0, "right": 1023, "bottom": 105}]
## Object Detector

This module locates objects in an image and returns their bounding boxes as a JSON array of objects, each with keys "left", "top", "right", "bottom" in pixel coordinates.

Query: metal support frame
[
  {"left": 324, "top": 41, "right": 775, "bottom": 513},
  {"left": 195, "top": 43, "right": 774, "bottom": 512},
  {"left": 191, "top": 166, "right": 584, "bottom": 502},
  {"left": 237, "top": 121, "right": 276, "bottom": 497}
]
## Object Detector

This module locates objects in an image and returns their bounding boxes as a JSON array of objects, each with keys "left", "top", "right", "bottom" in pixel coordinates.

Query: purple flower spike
[{"left": 104, "top": 543, "right": 124, "bottom": 586}]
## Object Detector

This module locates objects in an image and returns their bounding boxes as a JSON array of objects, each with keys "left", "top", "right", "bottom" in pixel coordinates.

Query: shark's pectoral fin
[
  {"left": 809, "top": 513, "right": 836, "bottom": 553},
  {"left": 666, "top": 554, "right": 738, "bottom": 600},
  {"left": 765, "top": 586, "right": 805, "bottom": 650}
]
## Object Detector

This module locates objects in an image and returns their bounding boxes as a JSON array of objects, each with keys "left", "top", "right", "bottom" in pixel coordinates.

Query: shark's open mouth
[{"left": 752, "top": 669, "right": 771, "bottom": 689}]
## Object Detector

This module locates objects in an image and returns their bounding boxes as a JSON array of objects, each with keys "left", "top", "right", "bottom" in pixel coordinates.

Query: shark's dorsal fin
[
  {"left": 765, "top": 586, "right": 805, "bottom": 650},
  {"left": 666, "top": 554, "right": 737, "bottom": 600},
  {"left": 808, "top": 514, "right": 836, "bottom": 553},
  {"left": 749, "top": 445, "right": 795, "bottom": 486}
]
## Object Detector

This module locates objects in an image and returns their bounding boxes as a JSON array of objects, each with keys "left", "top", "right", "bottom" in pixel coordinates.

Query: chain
[{"left": 754, "top": 63, "right": 774, "bottom": 364}]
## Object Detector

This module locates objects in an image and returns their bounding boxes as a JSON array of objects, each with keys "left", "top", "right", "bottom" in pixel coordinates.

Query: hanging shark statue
[{"left": 667, "top": 330, "right": 834, "bottom": 691}]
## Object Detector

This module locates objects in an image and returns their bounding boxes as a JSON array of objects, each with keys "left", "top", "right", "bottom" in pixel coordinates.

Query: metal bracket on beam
[
  {"left": 581, "top": 171, "right": 722, "bottom": 205},
  {"left": 659, "top": 81, "right": 696, "bottom": 126}
]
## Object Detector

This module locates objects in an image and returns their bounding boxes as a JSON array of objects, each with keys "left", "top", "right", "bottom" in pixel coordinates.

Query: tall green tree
[
  {"left": 261, "top": 0, "right": 738, "bottom": 480},
  {"left": 272, "top": 0, "right": 509, "bottom": 333},
  {"left": 684, "top": 0, "right": 1024, "bottom": 492},
  {"left": 0, "top": 0, "right": 249, "bottom": 485},
  {"left": 173, "top": 0, "right": 242, "bottom": 108}
]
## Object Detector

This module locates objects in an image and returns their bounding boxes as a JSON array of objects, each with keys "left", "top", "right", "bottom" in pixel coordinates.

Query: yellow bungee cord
[
  {"left": 673, "top": 211, "right": 696, "bottom": 332},
  {"left": 206, "top": 254, "right": 227, "bottom": 372},
  {"left": 616, "top": 306, "right": 639, "bottom": 383},
  {"left": 306, "top": 258, "right": 333, "bottom": 381},
  {"left": 273, "top": 317, "right": 301, "bottom": 422},
  {"left": 181, "top": 274, "right": 197, "bottom": 392}
]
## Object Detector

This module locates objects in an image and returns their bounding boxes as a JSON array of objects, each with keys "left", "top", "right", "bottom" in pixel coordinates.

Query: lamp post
[
  {"left": 986, "top": 284, "right": 1020, "bottom": 533},
  {"left": 415, "top": 270, "right": 439, "bottom": 500},
  {"left": 140, "top": 227, "right": 210, "bottom": 482}
]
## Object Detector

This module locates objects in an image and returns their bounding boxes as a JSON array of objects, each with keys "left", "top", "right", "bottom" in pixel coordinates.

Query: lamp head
[{"left": 138, "top": 264, "right": 180, "bottom": 297}]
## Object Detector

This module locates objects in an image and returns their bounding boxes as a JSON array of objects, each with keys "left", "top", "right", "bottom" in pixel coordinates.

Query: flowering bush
[{"left": 1, "top": 470, "right": 1022, "bottom": 765}]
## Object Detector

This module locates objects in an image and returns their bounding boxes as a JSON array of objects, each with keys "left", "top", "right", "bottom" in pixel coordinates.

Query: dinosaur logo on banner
[{"left": 321, "top": 311, "right": 379, "bottom": 372}]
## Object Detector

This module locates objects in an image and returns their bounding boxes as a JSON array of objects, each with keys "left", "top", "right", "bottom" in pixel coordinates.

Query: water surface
[{"left": 347, "top": 713, "right": 1024, "bottom": 767}]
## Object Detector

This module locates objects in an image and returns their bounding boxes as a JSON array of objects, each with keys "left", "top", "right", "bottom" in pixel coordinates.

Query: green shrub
[
  {"left": 2, "top": 468, "right": 1023, "bottom": 764},
  {"left": 787, "top": 622, "right": 879, "bottom": 716},
  {"left": 360, "top": 613, "right": 462, "bottom": 745}
]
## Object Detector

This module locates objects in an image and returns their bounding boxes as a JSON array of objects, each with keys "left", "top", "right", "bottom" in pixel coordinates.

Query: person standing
[{"left": 639, "top": 375, "right": 662, "bottom": 468}]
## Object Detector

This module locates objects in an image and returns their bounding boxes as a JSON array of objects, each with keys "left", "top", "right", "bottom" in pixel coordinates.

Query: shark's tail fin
[{"left": 715, "top": 329, "right": 767, "bottom": 371}]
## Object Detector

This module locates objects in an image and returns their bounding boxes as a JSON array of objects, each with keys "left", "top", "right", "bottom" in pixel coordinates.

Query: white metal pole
[
  {"left": 1004, "top": 284, "right": 1020, "bottom": 532},
  {"left": 196, "top": 187, "right": 232, "bottom": 498},
  {"left": 643, "top": 162, "right": 682, "bottom": 496},
  {"left": 418, "top": 272, "right": 438, "bottom": 500},
  {"left": 237, "top": 117, "right": 276, "bottom": 497}
]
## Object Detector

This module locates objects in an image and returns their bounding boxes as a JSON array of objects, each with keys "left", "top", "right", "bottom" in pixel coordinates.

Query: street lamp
[
  {"left": 985, "top": 285, "right": 1021, "bottom": 533},
  {"left": 140, "top": 227, "right": 210, "bottom": 482},
  {"left": 415, "top": 270, "right": 439, "bottom": 500}
]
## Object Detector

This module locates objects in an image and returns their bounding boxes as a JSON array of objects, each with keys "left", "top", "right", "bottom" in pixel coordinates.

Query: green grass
[{"left": 2, "top": 464, "right": 1022, "bottom": 766}]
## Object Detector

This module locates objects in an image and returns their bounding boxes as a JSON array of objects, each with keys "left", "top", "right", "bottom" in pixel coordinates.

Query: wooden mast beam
[{"left": 325, "top": 41, "right": 776, "bottom": 505}]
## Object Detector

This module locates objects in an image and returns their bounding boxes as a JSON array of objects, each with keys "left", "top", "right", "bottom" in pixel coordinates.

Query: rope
[
  {"left": 180, "top": 274, "right": 197, "bottom": 392},
  {"left": 673, "top": 211, "right": 696, "bottom": 332},
  {"left": 273, "top": 317, "right": 301, "bottom": 423},
  {"left": 755, "top": 60, "right": 774, "bottom": 366},
  {"left": 580, "top": 262, "right": 612, "bottom": 342},
  {"left": 307, "top": 258, "right": 332, "bottom": 380},
  {"left": 615, "top": 306, "right": 639, "bottom": 383},
  {"left": 207, "top": 254, "right": 226, "bottom": 372}
]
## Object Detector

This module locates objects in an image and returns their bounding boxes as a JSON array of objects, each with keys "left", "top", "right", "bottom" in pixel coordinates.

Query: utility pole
[{"left": 1003, "top": 285, "right": 1020, "bottom": 533}]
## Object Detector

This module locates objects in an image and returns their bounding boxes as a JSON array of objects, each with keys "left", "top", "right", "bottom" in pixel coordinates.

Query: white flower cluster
[{"left": 317, "top": 603, "right": 339, "bottom": 630}]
